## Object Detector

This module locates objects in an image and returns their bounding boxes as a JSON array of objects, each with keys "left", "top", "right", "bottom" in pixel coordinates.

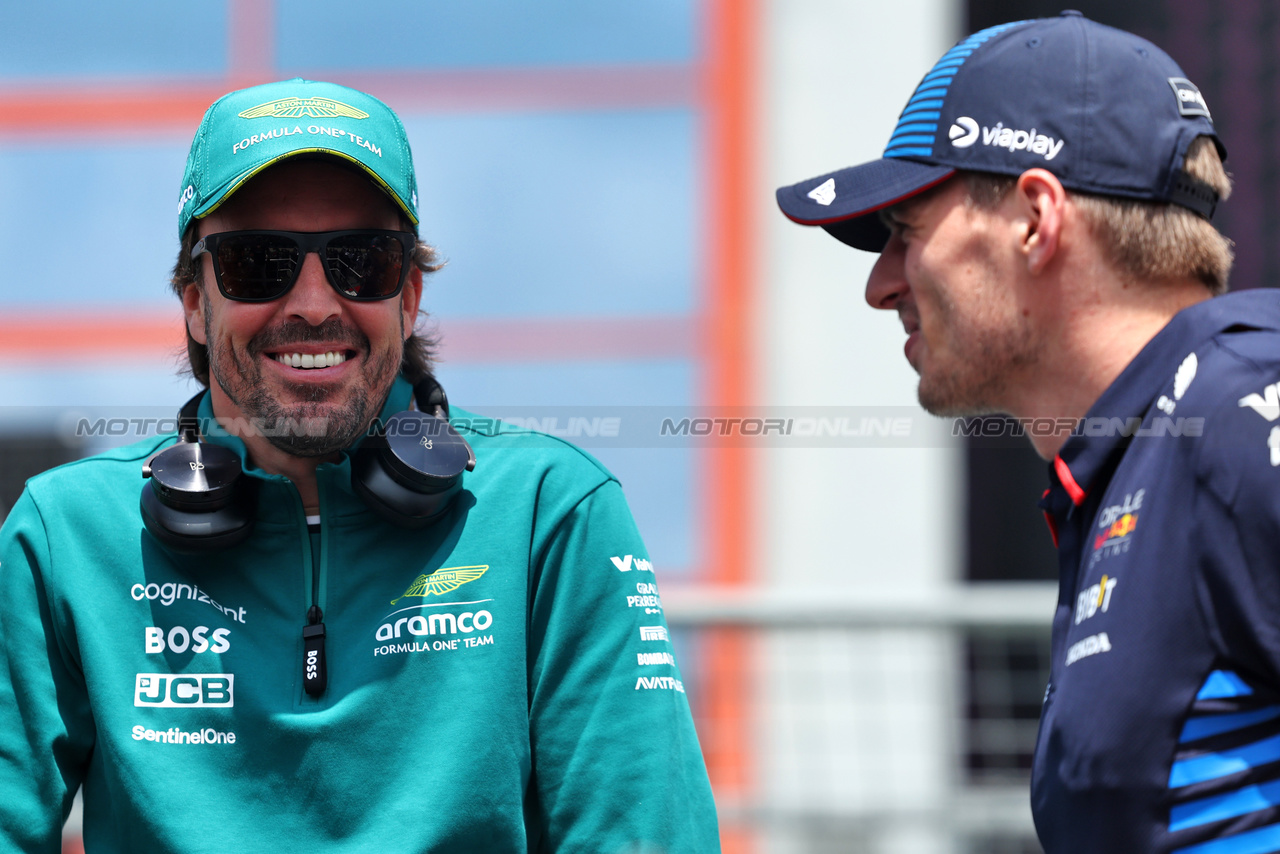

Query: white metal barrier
[{"left": 663, "top": 582, "right": 1056, "bottom": 854}]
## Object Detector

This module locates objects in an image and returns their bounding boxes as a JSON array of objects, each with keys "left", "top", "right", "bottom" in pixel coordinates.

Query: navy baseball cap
[{"left": 776, "top": 11, "right": 1224, "bottom": 251}]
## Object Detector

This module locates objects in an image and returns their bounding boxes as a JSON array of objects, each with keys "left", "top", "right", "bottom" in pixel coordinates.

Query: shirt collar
[{"left": 1053, "top": 290, "right": 1280, "bottom": 505}]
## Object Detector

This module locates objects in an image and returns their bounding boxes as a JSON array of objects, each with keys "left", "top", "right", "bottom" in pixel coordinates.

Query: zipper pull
[{"left": 303, "top": 605, "right": 327, "bottom": 697}]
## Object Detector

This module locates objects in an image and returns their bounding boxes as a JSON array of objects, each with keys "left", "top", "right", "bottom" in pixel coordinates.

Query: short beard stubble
[
  {"left": 913, "top": 287, "right": 1041, "bottom": 418},
  {"left": 204, "top": 292, "right": 402, "bottom": 457}
]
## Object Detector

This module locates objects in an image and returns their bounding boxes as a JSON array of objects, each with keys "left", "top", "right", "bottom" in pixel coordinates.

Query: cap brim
[
  {"left": 193, "top": 149, "right": 419, "bottom": 232},
  {"left": 776, "top": 158, "right": 956, "bottom": 251}
]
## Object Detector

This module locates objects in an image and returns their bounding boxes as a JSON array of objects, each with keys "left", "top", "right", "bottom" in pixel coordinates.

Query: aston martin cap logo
[
  {"left": 238, "top": 97, "right": 370, "bottom": 120},
  {"left": 391, "top": 565, "right": 490, "bottom": 604}
]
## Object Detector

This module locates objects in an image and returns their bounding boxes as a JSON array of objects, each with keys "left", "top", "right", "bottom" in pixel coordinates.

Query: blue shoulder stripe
[
  {"left": 1199, "top": 671, "right": 1256, "bottom": 700},
  {"left": 1180, "top": 706, "right": 1280, "bottom": 743},
  {"left": 1169, "top": 732, "right": 1280, "bottom": 787},
  {"left": 1172, "top": 819, "right": 1280, "bottom": 854},
  {"left": 1170, "top": 777, "right": 1280, "bottom": 831}
]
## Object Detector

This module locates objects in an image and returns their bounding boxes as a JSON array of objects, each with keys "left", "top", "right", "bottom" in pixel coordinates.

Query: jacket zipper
[
  {"left": 302, "top": 513, "right": 328, "bottom": 697},
  {"left": 303, "top": 607, "right": 327, "bottom": 696}
]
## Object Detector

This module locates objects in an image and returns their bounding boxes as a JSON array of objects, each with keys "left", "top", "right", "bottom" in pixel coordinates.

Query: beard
[
  {"left": 914, "top": 297, "right": 1040, "bottom": 418},
  {"left": 205, "top": 308, "right": 402, "bottom": 457}
]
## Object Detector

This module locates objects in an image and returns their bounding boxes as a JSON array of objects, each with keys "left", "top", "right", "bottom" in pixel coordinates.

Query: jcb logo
[{"left": 134, "top": 673, "right": 234, "bottom": 708}]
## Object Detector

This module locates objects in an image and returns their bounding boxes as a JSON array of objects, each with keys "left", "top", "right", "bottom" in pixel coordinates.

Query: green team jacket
[{"left": 0, "top": 378, "right": 719, "bottom": 853}]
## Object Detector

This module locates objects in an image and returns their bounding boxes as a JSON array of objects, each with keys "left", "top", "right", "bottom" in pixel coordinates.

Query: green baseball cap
[{"left": 177, "top": 78, "right": 420, "bottom": 237}]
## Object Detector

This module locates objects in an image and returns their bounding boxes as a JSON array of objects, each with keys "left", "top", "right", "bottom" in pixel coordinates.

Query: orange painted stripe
[
  {"left": 228, "top": 0, "right": 276, "bottom": 85},
  {"left": 702, "top": 0, "right": 755, "bottom": 567},
  {"left": 0, "top": 86, "right": 228, "bottom": 134},
  {"left": 320, "top": 66, "right": 695, "bottom": 114},
  {"left": 700, "top": 0, "right": 757, "bottom": 851},
  {"left": 0, "top": 312, "right": 694, "bottom": 364},
  {"left": 0, "top": 66, "right": 696, "bottom": 138},
  {"left": 438, "top": 315, "right": 694, "bottom": 363},
  {"left": 0, "top": 310, "right": 187, "bottom": 359}
]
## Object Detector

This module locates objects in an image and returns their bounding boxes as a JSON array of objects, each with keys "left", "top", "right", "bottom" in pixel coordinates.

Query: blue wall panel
[
  {"left": 0, "top": 1, "right": 227, "bottom": 79},
  {"left": 0, "top": 140, "right": 190, "bottom": 307},
  {"left": 276, "top": 0, "right": 695, "bottom": 70},
  {"left": 407, "top": 108, "right": 698, "bottom": 320}
]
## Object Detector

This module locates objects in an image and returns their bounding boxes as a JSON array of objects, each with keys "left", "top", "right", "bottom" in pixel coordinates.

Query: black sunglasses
[{"left": 191, "top": 229, "right": 417, "bottom": 302}]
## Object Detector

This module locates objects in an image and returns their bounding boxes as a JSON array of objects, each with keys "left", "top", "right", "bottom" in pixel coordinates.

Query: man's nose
[
  {"left": 281, "top": 252, "right": 342, "bottom": 325},
  {"left": 865, "top": 235, "right": 908, "bottom": 310}
]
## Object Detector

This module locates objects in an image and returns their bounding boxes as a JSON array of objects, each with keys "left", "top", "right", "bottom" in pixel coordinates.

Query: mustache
[
  {"left": 247, "top": 319, "right": 368, "bottom": 355},
  {"left": 896, "top": 301, "right": 920, "bottom": 330}
]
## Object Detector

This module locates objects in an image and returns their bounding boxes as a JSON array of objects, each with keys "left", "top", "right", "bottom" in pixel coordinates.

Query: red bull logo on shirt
[
  {"left": 1094, "top": 513, "right": 1138, "bottom": 551},
  {"left": 1091, "top": 488, "right": 1144, "bottom": 566}
]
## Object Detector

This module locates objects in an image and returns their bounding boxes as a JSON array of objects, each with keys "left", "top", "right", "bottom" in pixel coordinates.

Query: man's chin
[
  {"left": 215, "top": 381, "right": 375, "bottom": 456},
  {"left": 916, "top": 378, "right": 1002, "bottom": 418},
  {"left": 272, "top": 375, "right": 353, "bottom": 405},
  {"left": 263, "top": 431, "right": 350, "bottom": 458},
  {"left": 212, "top": 343, "right": 400, "bottom": 456},
  {"left": 257, "top": 404, "right": 370, "bottom": 456}
]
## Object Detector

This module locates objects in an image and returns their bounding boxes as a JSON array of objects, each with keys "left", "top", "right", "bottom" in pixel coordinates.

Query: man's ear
[
  {"left": 1014, "top": 168, "right": 1068, "bottom": 275},
  {"left": 182, "top": 283, "right": 208, "bottom": 345}
]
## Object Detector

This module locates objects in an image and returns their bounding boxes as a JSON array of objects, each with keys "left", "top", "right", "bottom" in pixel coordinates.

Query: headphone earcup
[
  {"left": 351, "top": 411, "right": 474, "bottom": 529},
  {"left": 140, "top": 441, "right": 257, "bottom": 552}
]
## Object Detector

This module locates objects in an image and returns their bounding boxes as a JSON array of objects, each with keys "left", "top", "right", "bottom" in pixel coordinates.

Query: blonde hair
[{"left": 963, "top": 136, "right": 1235, "bottom": 293}]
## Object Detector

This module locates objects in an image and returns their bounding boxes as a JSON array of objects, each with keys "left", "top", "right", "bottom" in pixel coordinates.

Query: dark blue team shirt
[{"left": 1033, "top": 290, "right": 1280, "bottom": 854}]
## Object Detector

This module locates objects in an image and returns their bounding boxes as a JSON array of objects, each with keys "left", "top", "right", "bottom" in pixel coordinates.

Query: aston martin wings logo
[
  {"left": 238, "top": 98, "right": 370, "bottom": 120},
  {"left": 391, "top": 565, "right": 489, "bottom": 604}
]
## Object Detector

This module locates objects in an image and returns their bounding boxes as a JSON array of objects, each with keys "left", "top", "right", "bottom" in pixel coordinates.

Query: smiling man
[
  {"left": 0, "top": 79, "right": 719, "bottom": 853},
  {"left": 181, "top": 158, "right": 419, "bottom": 505},
  {"left": 778, "top": 13, "right": 1280, "bottom": 854}
]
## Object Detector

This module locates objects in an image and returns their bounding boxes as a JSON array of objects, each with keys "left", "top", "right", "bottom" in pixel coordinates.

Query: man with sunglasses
[{"left": 0, "top": 79, "right": 719, "bottom": 852}]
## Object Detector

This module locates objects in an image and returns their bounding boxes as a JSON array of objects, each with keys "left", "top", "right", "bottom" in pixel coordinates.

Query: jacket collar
[{"left": 1050, "top": 290, "right": 1280, "bottom": 506}]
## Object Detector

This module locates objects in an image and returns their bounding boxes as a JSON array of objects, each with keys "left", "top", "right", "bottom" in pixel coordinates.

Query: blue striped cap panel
[{"left": 882, "top": 20, "right": 1030, "bottom": 160}]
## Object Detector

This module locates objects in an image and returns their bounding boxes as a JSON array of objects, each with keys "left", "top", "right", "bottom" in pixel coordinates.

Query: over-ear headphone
[{"left": 140, "top": 376, "right": 475, "bottom": 552}]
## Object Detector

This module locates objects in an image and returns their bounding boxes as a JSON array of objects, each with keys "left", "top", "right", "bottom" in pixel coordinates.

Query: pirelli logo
[
  {"left": 238, "top": 98, "right": 369, "bottom": 120},
  {"left": 134, "top": 673, "right": 234, "bottom": 708}
]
